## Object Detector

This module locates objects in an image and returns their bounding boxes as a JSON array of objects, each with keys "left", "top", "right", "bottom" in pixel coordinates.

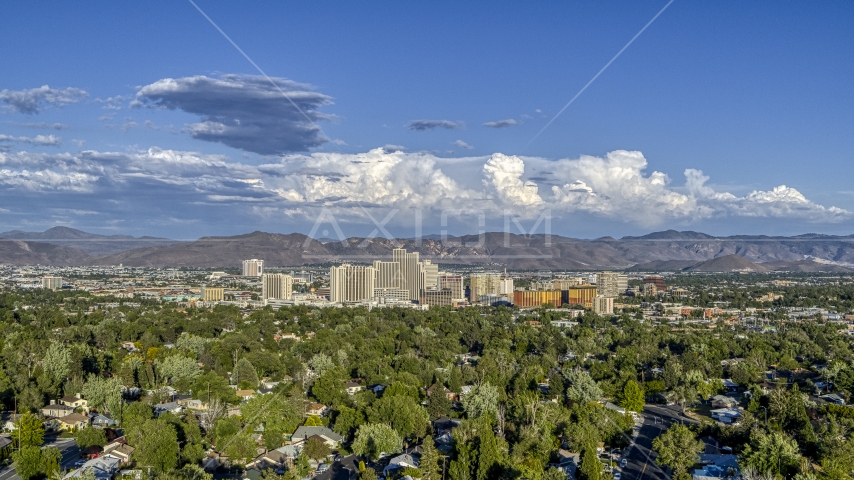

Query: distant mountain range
[
  {"left": 1, "top": 227, "right": 853, "bottom": 272},
  {"left": 0, "top": 226, "right": 179, "bottom": 256}
]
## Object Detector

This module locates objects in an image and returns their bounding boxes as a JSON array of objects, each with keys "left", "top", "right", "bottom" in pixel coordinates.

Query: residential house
[
  {"left": 426, "top": 384, "right": 455, "bottom": 401},
  {"left": 710, "top": 395, "right": 738, "bottom": 409},
  {"left": 692, "top": 454, "right": 740, "bottom": 480},
  {"left": 306, "top": 403, "right": 328, "bottom": 417},
  {"left": 236, "top": 390, "right": 256, "bottom": 402},
  {"left": 92, "top": 414, "right": 119, "bottom": 428},
  {"left": 105, "top": 444, "right": 135, "bottom": 465},
  {"left": 0, "top": 436, "right": 12, "bottom": 462},
  {"left": 721, "top": 379, "right": 738, "bottom": 393},
  {"left": 820, "top": 393, "right": 846, "bottom": 405},
  {"left": 345, "top": 379, "right": 364, "bottom": 395},
  {"left": 548, "top": 450, "right": 580, "bottom": 480},
  {"left": 58, "top": 413, "right": 91, "bottom": 431},
  {"left": 41, "top": 403, "right": 75, "bottom": 418},
  {"left": 291, "top": 426, "right": 343, "bottom": 447},
  {"left": 247, "top": 448, "right": 292, "bottom": 471},
  {"left": 383, "top": 453, "right": 418, "bottom": 477},
  {"left": 154, "top": 401, "right": 184, "bottom": 417},
  {"left": 60, "top": 395, "right": 89, "bottom": 412},
  {"left": 710, "top": 408, "right": 743, "bottom": 424},
  {"left": 1, "top": 413, "right": 22, "bottom": 432},
  {"left": 63, "top": 456, "right": 121, "bottom": 479}
]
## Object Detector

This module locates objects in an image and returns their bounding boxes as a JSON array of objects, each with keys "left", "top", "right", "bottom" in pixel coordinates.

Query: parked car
[
  {"left": 317, "top": 463, "right": 330, "bottom": 473},
  {"left": 614, "top": 472, "right": 621, "bottom": 480},
  {"left": 619, "top": 458, "right": 627, "bottom": 468}
]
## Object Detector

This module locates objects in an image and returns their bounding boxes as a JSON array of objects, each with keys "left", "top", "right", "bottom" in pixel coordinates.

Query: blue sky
[{"left": 1, "top": 1, "right": 852, "bottom": 239}]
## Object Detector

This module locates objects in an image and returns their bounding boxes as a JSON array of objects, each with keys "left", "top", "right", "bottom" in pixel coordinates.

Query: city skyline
[{"left": 1, "top": 2, "right": 853, "bottom": 239}]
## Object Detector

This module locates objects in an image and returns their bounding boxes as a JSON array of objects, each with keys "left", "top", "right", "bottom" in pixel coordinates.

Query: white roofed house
[
  {"left": 710, "top": 407, "right": 743, "bottom": 424},
  {"left": 383, "top": 453, "right": 418, "bottom": 477},
  {"left": 291, "top": 426, "right": 343, "bottom": 447}
]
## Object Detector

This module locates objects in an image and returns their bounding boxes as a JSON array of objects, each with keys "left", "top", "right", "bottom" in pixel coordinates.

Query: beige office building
[
  {"left": 595, "top": 271, "right": 627, "bottom": 298},
  {"left": 42, "top": 276, "right": 62, "bottom": 291},
  {"left": 469, "top": 273, "right": 501, "bottom": 301},
  {"left": 330, "top": 264, "right": 376, "bottom": 303},
  {"left": 393, "top": 248, "right": 425, "bottom": 301},
  {"left": 262, "top": 273, "right": 293, "bottom": 300},
  {"left": 242, "top": 259, "right": 264, "bottom": 277},
  {"left": 200, "top": 286, "right": 224, "bottom": 302},
  {"left": 593, "top": 295, "right": 614, "bottom": 315},
  {"left": 438, "top": 274, "right": 465, "bottom": 300}
]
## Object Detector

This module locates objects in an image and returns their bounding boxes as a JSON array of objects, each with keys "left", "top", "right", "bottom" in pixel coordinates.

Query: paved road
[
  {"left": 0, "top": 437, "right": 80, "bottom": 480},
  {"left": 618, "top": 405, "right": 699, "bottom": 480}
]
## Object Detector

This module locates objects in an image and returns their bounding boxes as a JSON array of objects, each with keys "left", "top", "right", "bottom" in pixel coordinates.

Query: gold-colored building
[
  {"left": 513, "top": 290, "right": 563, "bottom": 308},
  {"left": 564, "top": 286, "right": 598, "bottom": 308}
]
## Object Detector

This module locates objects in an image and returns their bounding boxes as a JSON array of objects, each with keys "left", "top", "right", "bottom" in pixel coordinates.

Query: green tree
[
  {"left": 133, "top": 419, "right": 180, "bottom": 472},
  {"left": 462, "top": 383, "right": 499, "bottom": 420},
  {"left": 224, "top": 431, "right": 257, "bottom": 465},
  {"left": 333, "top": 405, "right": 365, "bottom": 438},
  {"left": 234, "top": 357, "right": 259, "bottom": 389},
  {"left": 368, "top": 394, "right": 429, "bottom": 439},
  {"left": 12, "top": 412, "right": 44, "bottom": 448},
  {"left": 741, "top": 430, "right": 801, "bottom": 477},
  {"left": 11, "top": 445, "right": 42, "bottom": 480},
  {"left": 419, "top": 435, "right": 443, "bottom": 480},
  {"left": 312, "top": 367, "right": 347, "bottom": 406},
  {"left": 427, "top": 384, "right": 452, "bottom": 419},
  {"left": 652, "top": 424, "right": 703, "bottom": 480},
  {"left": 305, "top": 436, "right": 331, "bottom": 460},
  {"left": 620, "top": 380, "right": 645, "bottom": 412},
  {"left": 475, "top": 417, "right": 503, "bottom": 480},
  {"left": 41, "top": 446, "right": 62, "bottom": 478},
  {"left": 352, "top": 423, "right": 403, "bottom": 461},
  {"left": 154, "top": 354, "right": 202, "bottom": 390},
  {"left": 76, "top": 426, "right": 107, "bottom": 448},
  {"left": 81, "top": 374, "right": 123, "bottom": 416},
  {"left": 42, "top": 343, "right": 71, "bottom": 385},
  {"left": 565, "top": 370, "right": 602, "bottom": 404},
  {"left": 578, "top": 448, "right": 602, "bottom": 480},
  {"left": 449, "top": 367, "right": 463, "bottom": 393}
]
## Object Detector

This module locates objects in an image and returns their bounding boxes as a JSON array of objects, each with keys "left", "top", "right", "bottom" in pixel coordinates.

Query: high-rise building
[
  {"left": 41, "top": 276, "right": 62, "bottom": 291},
  {"left": 330, "top": 264, "right": 376, "bottom": 303},
  {"left": 242, "top": 259, "right": 264, "bottom": 277},
  {"left": 437, "top": 274, "right": 465, "bottom": 300},
  {"left": 564, "top": 285, "right": 598, "bottom": 308},
  {"left": 593, "top": 295, "right": 614, "bottom": 315},
  {"left": 393, "top": 248, "right": 425, "bottom": 301},
  {"left": 373, "top": 260, "right": 401, "bottom": 289},
  {"left": 422, "top": 260, "right": 438, "bottom": 291},
  {"left": 553, "top": 277, "right": 584, "bottom": 290},
  {"left": 595, "top": 271, "right": 627, "bottom": 298},
  {"left": 469, "top": 273, "right": 501, "bottom": 301},
  {"left": 262, "top": 273, "right": 293, "bottom": 300},
  {"left": 499, "top": 278, "right": 514, "bottom": 295},
  {"left": 422, "top": 289, "right": 455, "bottom": 307},
  {"left": 200, "top": 286, "right": 224, "bottom": 302}
]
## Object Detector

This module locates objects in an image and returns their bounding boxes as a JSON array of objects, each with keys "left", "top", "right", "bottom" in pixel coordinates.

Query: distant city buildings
[
  {"left": 595, "top": 271, "right": 628, "bottom": 298},
  {"left": 329, "top": 264, "right": 376, "bottom": 303},
  {"left": 41, "top": 276, "right": 62, "bottom": 291},
  {"left": 437, "top": 274, "right": 464, "bottom": 300},
  {"left": 242, "top": 259, "right": 264, "bottom": 277},
  {"left": 469, "top": 273, "right": 501, "bottom": 301},
  {"left": 262, "top": 273, "right": 293, "bottom": 301},
  {"left": 200, "top": 286, "right": 224, "bottom": 302},
  {"left": 593, "top": 295, "right": 614, "bottom": 315}
]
